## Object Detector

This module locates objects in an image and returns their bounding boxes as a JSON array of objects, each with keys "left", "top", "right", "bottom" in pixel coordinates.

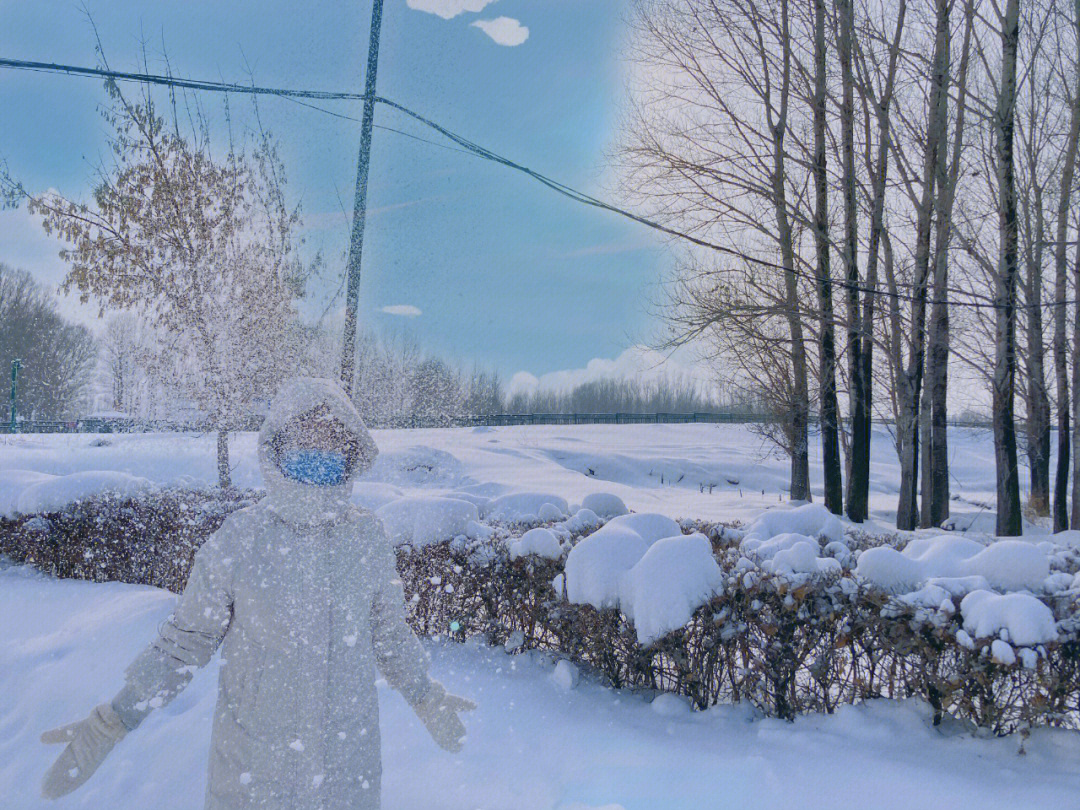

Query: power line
[
  {"left": 0, "top": 55, "right": 1070, "bottom": 313},
  {"left": 0, "top": 57, "right": 369, "bottom": 101}
]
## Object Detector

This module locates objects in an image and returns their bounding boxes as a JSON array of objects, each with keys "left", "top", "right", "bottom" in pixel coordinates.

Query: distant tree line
[
  {"left": 0, "top": 263, "right": 95, "bottom": 420},
  {"left": 504, "top": 377, "right": 728, "bottom": 415}
]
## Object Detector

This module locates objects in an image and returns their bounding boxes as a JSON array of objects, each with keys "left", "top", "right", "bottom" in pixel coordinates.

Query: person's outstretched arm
[
  {"left": 368, "top": 522, "right": 475, "bottom": 752},
  {"left": 41, "top": 523, "right": 235, "bottom": 800}
]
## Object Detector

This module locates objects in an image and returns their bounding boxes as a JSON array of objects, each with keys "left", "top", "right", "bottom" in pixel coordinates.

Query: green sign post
[{"left": 10, "top": 359, "right": 21, "bottom": 434}]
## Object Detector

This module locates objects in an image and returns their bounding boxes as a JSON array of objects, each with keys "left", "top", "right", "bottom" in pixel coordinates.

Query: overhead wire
[{"left": 0, "top": 56, "right": 1068, "bottom": 312}]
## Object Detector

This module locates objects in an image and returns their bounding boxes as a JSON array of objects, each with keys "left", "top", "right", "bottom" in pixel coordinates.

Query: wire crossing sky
[
  {"left": 1, "top": 0, "right": 665, "bottom": 385},
  {"left": 0, "top": 55, "right": 1051, "bottom": 314},
  {"left": 2, "top": 0, "right": 1052, "bottom": 399}
]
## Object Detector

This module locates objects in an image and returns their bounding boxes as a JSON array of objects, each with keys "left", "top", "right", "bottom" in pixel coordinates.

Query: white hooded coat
[{"left": 119, "top": 378, "right": 434, "bottom": 809}]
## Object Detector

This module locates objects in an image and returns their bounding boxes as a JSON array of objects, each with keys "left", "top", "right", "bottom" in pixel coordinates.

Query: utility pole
[
  {"left": 340, "top": 0, "right": 385, "bottom": 396},
  {"left": 10, "top": 359, "right": 21, "bottom": 434}
]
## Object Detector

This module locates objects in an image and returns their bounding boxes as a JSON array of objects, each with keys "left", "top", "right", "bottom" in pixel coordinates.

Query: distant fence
[
  {"left": 463, "top": 412, "right": 772, "bottom": 427},
  {"left": 0, "top": 411, "right": 995, "bottom": 435}
]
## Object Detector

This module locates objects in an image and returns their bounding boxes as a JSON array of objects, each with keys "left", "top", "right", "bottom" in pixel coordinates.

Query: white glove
[
  {"left": 40, "top": 704, "right": 127, "bottom": 800},
  {"left": 413, "top": 682, "right": 476, "bottom": 753}
]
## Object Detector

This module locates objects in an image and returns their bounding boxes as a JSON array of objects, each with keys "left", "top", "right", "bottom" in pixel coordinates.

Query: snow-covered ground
[
  {"left": 4, "top": 423, "right": 1078, "bottom": 808},
  {"left": 3, "top": 562, "right": 1079, "bottom": 810},
  {"left": 0, "top": 423, "right": 1038, "bottom": 533}
]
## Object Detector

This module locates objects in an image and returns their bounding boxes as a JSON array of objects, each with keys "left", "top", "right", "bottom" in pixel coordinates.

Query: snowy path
[{"left": 3, "top": 564, "right": 1078, "bottom": 810}]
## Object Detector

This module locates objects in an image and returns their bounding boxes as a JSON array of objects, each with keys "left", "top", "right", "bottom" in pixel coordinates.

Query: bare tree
[
  {"left": 810, "top": 0, "right": 843, "bottom": 514},
  {"left": 1053, "top": 0, "right": 1080, "bottom": 530},
  {"left": 621, "top": 0, "right": 816, "bottom": 500},
  {"left": 27, "top": 78, "right": 305, "bottom": 488},
  {"left": 991, "top": 0, "right": 1024, "bottom": 535}
]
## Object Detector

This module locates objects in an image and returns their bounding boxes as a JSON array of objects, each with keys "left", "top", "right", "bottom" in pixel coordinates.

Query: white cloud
[
  {"left": 507, "top": 346, "right": 713, "bottom": 398},
  {"left": 407, "top": 0, "right": 498, "bottom": 20},
  {"left": 471, "top": 17, "right": 529, "bottom": 46},
  {"left": 380, "top": 304, "right": 422, "bottom": 317}
]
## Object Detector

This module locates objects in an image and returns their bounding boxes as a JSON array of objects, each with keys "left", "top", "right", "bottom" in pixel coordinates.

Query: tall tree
[
  {"left": 894, "top": 0, "right": 953, "bottom": 531},
  {"left": 992, "top": 0, "right": 1023, "bottom": 536},
  {"left": 29, "top": 81, "right": 305, "bottom": 487},
  {"left": 813, "top": 0, "right": 843, "bottom": 514},
  {"left": 1053, "top": 0, "right": 1080, "bottom": 531},
  {"left": 850, "top": 0, "right": 908, "bottom": 522}
]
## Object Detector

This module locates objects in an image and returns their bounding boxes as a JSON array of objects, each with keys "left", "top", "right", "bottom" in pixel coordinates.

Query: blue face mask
[{"left": 279, "top": 449, "right": 349, "bottom": 487}]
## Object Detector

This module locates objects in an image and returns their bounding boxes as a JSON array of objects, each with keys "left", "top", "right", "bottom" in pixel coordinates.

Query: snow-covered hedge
[
  {"left": 0, "top": 488, "right": 256, "bottom": 592},
  {"left": 398, "top": 505, "right": 1080, "bottom": 735},
  {"left": 4, "top": 494, "right": 1080, "bottom": 735}
]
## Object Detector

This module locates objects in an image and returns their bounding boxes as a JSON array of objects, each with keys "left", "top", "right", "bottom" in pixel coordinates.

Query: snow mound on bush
[
  {"left": 14, "top": 471, "right": 157, "bottom": 515},
  {"left": 959, "top": 591, "right": 1058, "bottom": 647},
  {"left": 446, "top": 491, "right": 494, "bottom": 518},
  {"left": 856, "top": 536, "right": 1050, "bottom": 593},
  {"left": 580, "top": 492, "right": 628, "bottom": 519},
  {"left": 620, "top": 533, "right": 723, "bottom": 645},
  {"left": 564, "top": 525, "right": 650, "bottom": 610},
  {"left": 0, "top": 470, "right": 57, "bottom": 517},
  {"left": 967, "top": 541, "right": 1051, "bottom": 591},
  {"left": 509, "top": 527, "right": 563, "bottom": 561},
  {"left": 487, "top": 492, "right": 568, "bottom": 523},
  {"left": 364, "top": 445, "right": 467, "bottom": 487},
  {"left": 376, "top": 496, "right": 479, "bottom": 547},
  {"left": 349, "top": 481, "right": 404, "bottom": 512},
  {"left": 562, "top": 508, "right": 602, "bottom": 534},
  {"left": 603, "top": 512, "right": 681, "bottom": 545},
  {"left": 564, "top": 512, "right": 690, "bottom": 613},
  {"left": 742, "top": 503, "right": 844, "bottom": 546},
  {"left": 745, "top": 531, "right": 817, "bottom": 562}
]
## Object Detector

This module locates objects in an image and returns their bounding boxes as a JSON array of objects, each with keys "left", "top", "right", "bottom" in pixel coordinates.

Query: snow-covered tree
[{"left": 29, "top": 82, "right": 306, "bottom": 486}]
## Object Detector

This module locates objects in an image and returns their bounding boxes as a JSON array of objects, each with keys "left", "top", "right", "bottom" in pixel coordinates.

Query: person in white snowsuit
[{"left": 40, "top": 377, "right": 475, "bottom": 808}]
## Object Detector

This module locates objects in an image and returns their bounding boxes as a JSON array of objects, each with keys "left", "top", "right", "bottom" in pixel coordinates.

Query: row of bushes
[
  {"left": 398, "top": 524, "right": 1080, "bottom": 736},
  {"left": 2, "top": 493, "right": 1077, "bottom": 735}
]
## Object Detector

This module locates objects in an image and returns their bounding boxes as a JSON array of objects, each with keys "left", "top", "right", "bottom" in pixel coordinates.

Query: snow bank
[
  {"left": 375, "top": 496, "right": 479, "bottom": 547},
  {"left": 487, "top": 492, "right": 568, "bottom": 523},
  {"left": 620, "top": 533, "right": 723, "bottom": 644},
  {"left": 363, "top": 445, "right": 467, "bottom": 487},
  {"left": 857, "top": 536, "right": 1051, "bottom": 594},
  {"left": 580, "top": 492, "right": 628, "bottom": 519},
  {"left": 0, "top": 469, "right": 56, "bottom": 517},
  {"left": 349, "top": 481, "right": 404, "bottom": 512},
  {"left": 960, "top": 591, "right": 1058, "bottom": 647},
  {"left": 509, "top": 527, "right": 563, "bottom": 561},
  {"left": 447, "top": 491, "right": 494, "bottom": 518},
  {"left": 13, "top": 471, "right": 156, "bottom": 515}
]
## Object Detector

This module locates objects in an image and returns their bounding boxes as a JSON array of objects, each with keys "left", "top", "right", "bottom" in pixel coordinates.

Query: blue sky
[{"left": 0, "top": 0, "right": 680, "bottom": 384}]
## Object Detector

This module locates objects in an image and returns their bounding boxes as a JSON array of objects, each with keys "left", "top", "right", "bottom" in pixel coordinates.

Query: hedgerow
[{"left": 2, "top": 494, "right": 1077, "bottom": 736}]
